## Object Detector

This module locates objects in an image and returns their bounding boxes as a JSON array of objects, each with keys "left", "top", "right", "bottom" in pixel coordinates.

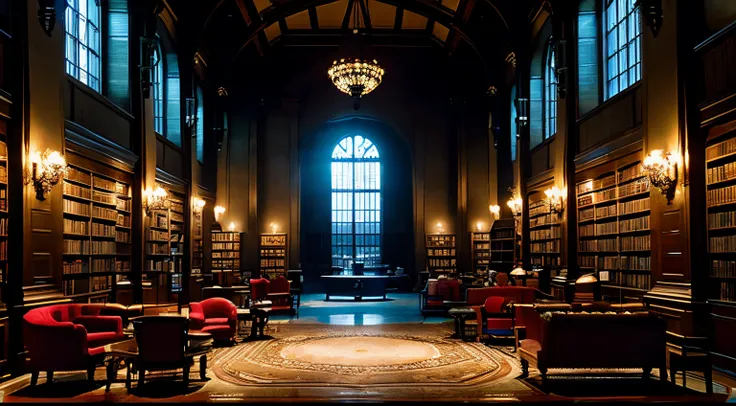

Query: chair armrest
[
  {"left": 267, "top": 292, "right": 291, "bottom": 299},
  {"left": 189, "top": 312, "right": 205, "bottom": 329},
  {"left": 74, "top": 316, "right": 123, "bottom": 334}
]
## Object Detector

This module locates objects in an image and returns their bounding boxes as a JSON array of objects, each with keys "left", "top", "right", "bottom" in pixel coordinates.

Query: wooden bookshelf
[
  {"left": 470, "top": 231, "right": 490, "bottom": 283},
  {"left": 489, "top": 219, "right": 516, "bottom": 275},
  {"left": 62, "top": 164, "right": 131, "bottom": 300},
  {"left": 528, "top": 199, "right": 561, "bottom": 268},
  {"left": 426, "top": 234, "right": 456, "bottom": 278},
  {"left": 192, "top": 208, "right": 203, "bottom": 278},
  {"left": 211, "top": 231, "right": 242, "bottom": 285},
  {"left": 143, "top": 185, "right": 185, "bottom": 303},
  {"left": 575, "top": 161, "right": 651, "bottom": 301},
  {"left": 706, "top": 135, "right": 736, "bottom": 305},
  {"left": 260, "top": 233, "right": 287, "bottom": 280},
  {"left": 0, "top": 139, "right": 8, "bottom": 304}
]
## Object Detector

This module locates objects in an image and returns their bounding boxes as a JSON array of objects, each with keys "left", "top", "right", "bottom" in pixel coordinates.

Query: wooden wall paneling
[
  {"left": 64, "top": 79, "right": 134, "bottom": 150},
  {"left": 577, "top": 85, "right": 642, "bottom": 153},
  {"left": 711, "top": 305, "right": 736, "bottom": 374}
]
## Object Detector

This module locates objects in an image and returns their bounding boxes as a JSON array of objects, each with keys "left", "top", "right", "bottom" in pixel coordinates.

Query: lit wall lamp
[
  {"left": 507, "top": 197, "right": 523, "bottom": 217},
  {"left": 476, "top": 221, "right": 484, "bottom": 232},
  {"left": 643, "top": 149, "right": 680, "bottom": 204},
  {"left": 637, "top": 0, "right": 663, "bottom": 38},
  {"left": 436, "top": 222, "right": 445, "bottom": 234},
  {"left": 214, "top": 205, "right": 226, "bottom": 222},
  {"left": 544, "top": 186, "right": 566, "bottom": 215},
  {"left": 24, "top": 148, "right": 67, "bottom": 200},
  {"left": 37, "top": 0, "right": 57, "bottom": 36},
  {"left": 143, "top": 186, "right": 169, "bottom": 216},
  {"left": 191, "top": 196, "right": 206, "bottom": 215},
  {"left": 185, "top": 97, "right": 198, "bottom": 129},
  {"left": 270, "top": 222, "right": 279, "bottom": 233},
  {"left": 228, "top": 222, "right": 236, "bottom": 232},
  {"left": 489, "top": 205, "right": 500, "bottom": 220}
]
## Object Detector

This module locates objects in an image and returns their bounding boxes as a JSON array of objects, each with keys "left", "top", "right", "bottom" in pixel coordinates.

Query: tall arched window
[
  {"left": 65, "top": 0, "right": 101, "bottom": 91},
  {"left": 196, "top": 85, "right": 204, "bottom": 163},
  {"left": 510, "top": 85, "right": 518, "bottom": 161},
  {"left": 544, "top": 41, "right": 557, "bottom": 139},
  {"left": 604, "top": 0, "right": 641, "bottom": 99},
  {"left": 152, "top": 43, "right": 164, "bottom": 135},
  {"left": 331, "top": 135, "right": 381, "bottom": 268}
]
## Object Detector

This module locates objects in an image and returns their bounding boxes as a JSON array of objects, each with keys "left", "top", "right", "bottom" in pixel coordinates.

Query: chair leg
[
  {"left": 659, "top": 366, "right": 668, "bottom": 383},
  {"left": 670, "top": 364, "right": 676, "bottom": 384},
  {"left": 138, "top": 369, "right": 145, "bottom": 388},
  {"left": 642, "top": 367, "right": 651, "bottom": 381},
  {"left": 47, "top": 371, "right": 54, "bottom": 384},
  {"left": 87, "top": 365, "right": 96, "bottom": 382},
  {"left": 200, "top": 355, "right": 207, "bottom": 381},
  {"left": 30, "top": 371, "right": 39, "bottom": 388},
  {"left": 520, "top": 359, "right": 529, "bottom": 378},
  {"left": 705, "top": 365, "right": 713, "bottom": 395},
  {"left": 183, "top": 364, "right": 190, "bottom": 388}
]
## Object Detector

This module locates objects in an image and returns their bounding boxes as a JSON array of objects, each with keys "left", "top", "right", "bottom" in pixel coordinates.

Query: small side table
[{"left": 448, "top": 307, "right": 477, "bottom": 340}]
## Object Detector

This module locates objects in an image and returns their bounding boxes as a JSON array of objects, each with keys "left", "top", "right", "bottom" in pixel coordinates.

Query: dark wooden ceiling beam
[
  {"left": 308, "top": 7, "right": 320, "bottom": 29},
  {"left": 446, "top": 0, "right": 475, "bottom": 55},
  {"left": 279, "top": 31, "right": 436, "bottom": 47},
  {"left": 235, "top": 0, "right": 267, "bottom": 56},
  {"left": 394, "top": 7, "right": 403, "bottom": 31},
  {"left": 342, "top": 0, "right": 357, "bottom": 30},
  {"left": 357, "top": 0, "right": 372, "bottom": 30}
]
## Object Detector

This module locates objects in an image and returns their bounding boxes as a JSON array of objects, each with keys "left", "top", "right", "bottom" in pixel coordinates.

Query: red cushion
[
  {"left": 203, "top": 318, "right": 229, "bottom": 325},
  {"left": 88, "top": 346, "right": 106, "bottom": 357},
  {"left": 484, "top": 296, "right": 506, "bottom": 313},
  {"left": 271, "top": 305, "right": 291, "bottom": 311},
  {"left": 86, "top": 331, "right": 122, "bottom": 347},
  {"left": 201, "top": 325, "right": 235, "bottom": 341},
  {"left": 485, "top": 318, "right": 513, "bottom": 330},
  {"left": 426, "top": 300, "right": 444, "bottom": 308}
]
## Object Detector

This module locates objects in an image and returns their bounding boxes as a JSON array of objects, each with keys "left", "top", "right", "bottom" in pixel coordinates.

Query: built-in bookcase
[
  {"left": 260, "top": 233, "right": 287, "bottom": 280},
  {"left": 211, "top": 231, "right": 241, "bottom": 285},
  {"left": 470, "top": 232, "right": 490, "bottom": 282},
  {"left": 426, "top": 234, "right": 457, "bottom": 277},
  {"left": 192, "top": 208, "right": 203, "bottom": 277},
  {"left": 706, "top": 136, "right": 736, "bottom": 304},
  {"left": 576, "top": 161, "right": 651, "bottom": 301},
  {"left": 143, "top": 185, "right": 185, "bottom": 302},
  {"left": 490, "top": 219, "right": 516, "bottom": 275},
  {"left": 0, "top": 140, "right": 8, "bottom": 295},
  {"left": 62, "top": 164, "right": 131, "bottom": 299},
  {"left": 529, "top": 199, "right": 561, "bottom": 268}
]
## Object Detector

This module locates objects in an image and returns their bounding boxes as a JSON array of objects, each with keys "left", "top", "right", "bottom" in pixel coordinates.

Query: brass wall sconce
[
  {"left": 489, "top": 205, "right": 500, "bottom": 220},
  {"left": 544, "top": 186, "right": 566, "bottom": 215},
  {"left": 143, "top": 186, "right": 169, "bottom": 216},
  {"left": 643, "top": 149, "right": 679, "bottom": 204},
  {"left": 191, "top": 196, "right": 206, "bottom": 215},
  {"left": 37, "top": 0, "right": 57, "bottom": 37},
  {"left": 24, "top": 148, "right": 67, "bottom": 200},
  {"left": 637, "top": 0, "right": 663, "bottom": 38}
]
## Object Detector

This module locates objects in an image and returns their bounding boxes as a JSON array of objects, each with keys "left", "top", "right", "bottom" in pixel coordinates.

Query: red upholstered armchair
[
  {"left": 23, "top": 304, "right": 124, "bottom": 387},
  {"left": 267, "top": 276, "right": 296, "bottom": 316},
  {"left": 250, "top": 278, "right": 270, "bottom": 302},
  {"left": 468, "top": 286, "right": 538, "bottom": 341},
  {"left": 421, "top": 278, "right": 461, "bottom": 317},
  {"left": 189, "top": 298, "right": 238, "bottom": 342}
]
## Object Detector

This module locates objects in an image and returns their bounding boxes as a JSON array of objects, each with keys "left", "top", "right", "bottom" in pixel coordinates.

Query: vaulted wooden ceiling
[{"left": 168, "top": 0, "right": 544, "bottom": 86}]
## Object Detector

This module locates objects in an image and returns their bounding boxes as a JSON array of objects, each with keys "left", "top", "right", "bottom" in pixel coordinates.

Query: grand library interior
[{"left": 0, "top": 0, "right": 735, "bottom": 403}]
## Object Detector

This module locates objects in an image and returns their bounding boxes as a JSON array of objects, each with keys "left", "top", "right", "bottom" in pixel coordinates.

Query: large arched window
[
  {"left": 196, "top": 85, "right": 204, "bottom": 163},
  {"left": 331, "top": 135, "right": 381, "bottom": 268},
  {"left": 510, "top": 85, "right": 518, "bottom": 161},
  {"left": 65, "top": 0, "right": 101, "bottom": 91},
  {"left": 604, "top": 0, "right": 641, "bottom": 99},
  {"left": 152, "top": 43, "right": 164, "bottom": 135},
  {"left": 544, "top": 41, "right": 557, "bottom": 139}
]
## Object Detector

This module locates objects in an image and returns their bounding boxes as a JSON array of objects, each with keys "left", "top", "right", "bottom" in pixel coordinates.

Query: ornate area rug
[{"left": 212, "top": 324, "right": 515, "bottom": 388}]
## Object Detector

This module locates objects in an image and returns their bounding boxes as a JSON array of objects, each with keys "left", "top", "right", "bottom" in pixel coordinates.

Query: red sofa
[
  {"left": 189, "top": 298, "right": 238, "bottom": 342},
  {"left": 23, "top": 303, "right": 124, "bottom": 386},
  {"left": 517, "top": 304, "right": 666, "bottom": 384}
]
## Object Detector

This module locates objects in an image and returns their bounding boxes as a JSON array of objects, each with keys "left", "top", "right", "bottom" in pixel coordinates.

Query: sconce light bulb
[
  {"left": 228, "top": 222, "right": 236, "bottom": 231},
  {"left": 270, "top": 222, "right": 278, "bottom": 233},
  {"left": 476, "top": 222, "right": 482, "bottom": 232}
]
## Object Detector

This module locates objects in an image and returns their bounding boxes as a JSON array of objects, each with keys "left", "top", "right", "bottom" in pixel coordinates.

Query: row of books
[
  {"left": 169, "top": 201, "right": 185, "bottom": 213},
  {"left": 147, "top": 244, "right": 170, "bottom": 255},
  {"left": 64, "top": 199, "right": 91, "bottom": 216},
  {"left": 64, "top": 240, "right": 89, "bottom": 254},
  {"left": 531, "top": 256, "right": 561, "bottom": 266},
  {"left": 93, "top": 191, "right": 116, "bottom": 205},
  {"left": 148, "top": 229, "right": 169, "bottom": 241},
  {"left": 64, "top": 219, "right": 89, "bottom": 235},
  {"left": 427, "top": 248, "right": 455, "bottom": 256},
  {"left": 619, "top": 164, "right": 644, "bottom": 183},
  {"left": 93, "top": 206, "right": 117, "bottom": 220},
  {"left": 427, "top": 235, "right": 455, "bottom": 246},
  {"left": 91, "top": 223, "right": 115, "bottom": 237},
  {"left": 472, "top": 233, "right": 490, "bottom": 241},
  {"left": 530, "top": 241, "right": 559, "bottom": 253},
  {"left": 0, "top": 165, "right": 6, "bottom": 183},
  {"left": 580, "top": 207, "right": 595, "bottom": 221},
  {"left": 93, "top": 177, "right": 116, "bottom": 193},
  {"left": 596, "top": 204, "right": 617, "bottom": 218},
  {"left": 710, "top": 235, "right": 736, "bottom": 252},
  {"left": 152, "top": 213, "right": 168, "bottom": 229},
  {"left": 491, "top": 242, "right": 512, "bottom": 250},
  {"left": 214, "top": 242, "right": 240, "bottom": 251},
  {"left": 707, "top": 161, "right": 736, "bottom": 184},
  {"left": 579, "top": 256, "right": 596, "bottom": 267},
  {"left": 116, "top": 259, "right": 130, "bottom": 272},
  {"left": 529, "top": 202, "right": 550, "bottom": 217},
  {"left": 598, "top": 256, "right": 619, "bottom": 270},
  {"left": 711, "top": 260, "right": 736, "bottom": 278},
  {"left": 260, "top": 259, "right": 285, "bottom": 267},
  {"left": 708, "top": 210, "right": 736, "bottom": 230},
  {"left": 116, "top": 198, "right": 130, "bottom": 212},
  {"left": 580, "top": 238, "right": 617, "bottom": 252},
  {"left": 531, "top": 228, "right": 560, "bottom": 240},
  {"left": 117, "top": 213, "right": 130, "bottom": 227},
  {"left": 428, "top": 259, "right": 457, "bottom": 267},
  {"left": 620, "top": 216, "right": 650, "bottom": 232},
  {"left": 530, "top": 214, "right": 560, "bottom": 228},
  {"left": 212, "top": 251, "right": 239, "bottom": 259},
  {"left": 715, "top": 281, "right": 735, "bottom": 301},
  {"left": 618, "top": 179, "right": 650, "bottom": 198},
  {"left": 596, "top": 188, "right": 617, "bottom": 203},
  {"left": 91, "top": 258, "right": 115, "bottom": 272},
  {"left": 91, "top": 241, "right": 115, "bottom": 254},
  {"left": 261, "top": 248, "right": 285, "bottom": 256},
  {"left": 213, "top": 232, "right": 240, "bottom": 242},
  {"left": 63, "top": 182, "right": 91, "bottom": 199},
  {"left": 706, "top": 138, "right": 736, "bottom": 161},
  {"left": 579, "top": 223, "right": 595, "bottom": 237},
  {"left": 212, "top": 259, "right": 240, "bottom": 269},
  {"left": 475, "top": 251, "right": 490, "bottom": 258},
  {"left": 63, "top": 260, "right": 87, "bottom": 274},
  {"left": 66, "top": 167, "right": 91, "bottom": 184},
  {"left": 620, "top": 235, "right": 651, "bottom": 251},
  {"left": 0, "top": 217, "right": 6, "bottom": 235},
  {"left": 596, "top": 222, "right": 618, "bottom": 235},
  {"left": 116, "top": 230, "right": 130, "bottom": 243},
  {"left": 619, "top": 197, "right": 650, "bottom": 214},
  {"left": 707, "top": 184, "right": 736, "bottom": 207},
  {"left": 620, "top": 255, "right": 651, "bottom": 270},
  {"left": 603, "top": 272, "right": 651, "bottom": 290},
  {"left": 577, "top": 180, "right": 594, "bottom": 195},
  {"left": 170, "top": 212, "right": 184, "bottom": 222},
  {"left": 493, "top": 230, "right": 515, "bottom": 239},
  {"left": 473, "top": 242, "right": 490, "bottom": 250}
]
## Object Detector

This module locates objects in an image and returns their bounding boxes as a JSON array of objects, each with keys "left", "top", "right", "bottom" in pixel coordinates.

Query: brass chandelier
[{"left": 327, "top": 0, "right": 384, "bottom": 109}]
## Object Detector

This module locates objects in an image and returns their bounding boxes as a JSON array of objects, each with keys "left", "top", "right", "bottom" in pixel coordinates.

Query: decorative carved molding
[{"left": 505, "top": 52, "right": 516, "bottom": 67}]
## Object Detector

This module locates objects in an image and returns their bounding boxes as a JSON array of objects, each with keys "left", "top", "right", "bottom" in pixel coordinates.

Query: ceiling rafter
[
  {"left": 308, "top": 7, "right": 320, "bottom": 29},
  {"left": 394, "top": 7, "right": 404, "bottom": 30},
  {"left": 235, "top": 0, "right": 268, "bottom": 56},
  {"left": 230, "top": 0, "right": 491, "bottom": 68},
  {"left": 445, "top": 0, "right": 475, "bottom": 55},
  {"left": 357, "top": 0, "right": 373, "bottom": 30},
  {"left": 342, "top": 0, "right": 357, "bottom": 30}
]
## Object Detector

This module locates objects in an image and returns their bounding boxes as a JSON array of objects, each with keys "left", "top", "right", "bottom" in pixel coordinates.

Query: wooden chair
[{"left": 133, "top": 316, "right": 197, "bottom": 388}]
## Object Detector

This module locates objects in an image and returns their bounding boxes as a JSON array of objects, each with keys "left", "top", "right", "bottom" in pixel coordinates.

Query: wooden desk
[{"left": 321, "top": 275, "right": 401, "bottom": 300}]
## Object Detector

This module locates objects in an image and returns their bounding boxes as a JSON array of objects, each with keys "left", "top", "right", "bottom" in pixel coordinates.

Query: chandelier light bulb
[
  {"left": 214, "top": 205, "right": 226, "bottom": 222},
  {"left": 489, "top": 205, "right": 500, "bottom": 219}
]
